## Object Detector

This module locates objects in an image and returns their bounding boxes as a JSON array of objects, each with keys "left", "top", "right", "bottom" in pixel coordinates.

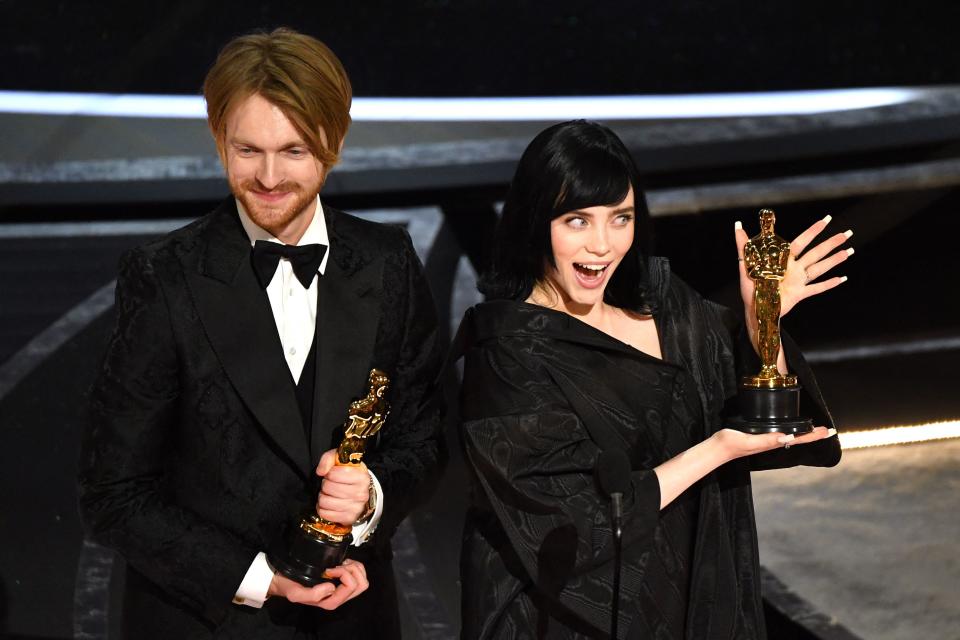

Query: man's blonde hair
[{"left": 203, "top": 28, "right": 352, "bottom": 167}]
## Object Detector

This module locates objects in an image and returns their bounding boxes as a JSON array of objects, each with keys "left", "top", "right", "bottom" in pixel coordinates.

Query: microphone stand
[
  {"left": 610, "top": 492, "right": 623, "bottom": 640},
  {"left": 596, "top": 449, "right": 630, "bottom": 640}
]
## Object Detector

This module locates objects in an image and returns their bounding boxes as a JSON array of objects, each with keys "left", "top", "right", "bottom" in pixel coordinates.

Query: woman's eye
[
  {"left": 614, "top": 214, "right": 634, "bottom": 226},
  {"left": 566, "top": 217, "right": 587, "bottom": 228}
]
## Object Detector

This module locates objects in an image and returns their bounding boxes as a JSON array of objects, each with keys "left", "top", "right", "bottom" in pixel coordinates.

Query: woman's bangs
[{"left": 552, "top": 150, "right": 632, "bottom": 215}]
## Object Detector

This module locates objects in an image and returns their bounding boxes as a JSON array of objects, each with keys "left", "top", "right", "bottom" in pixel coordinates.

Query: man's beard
[{"left": 231, "top": 177, "right": 320, "bottom": 237}]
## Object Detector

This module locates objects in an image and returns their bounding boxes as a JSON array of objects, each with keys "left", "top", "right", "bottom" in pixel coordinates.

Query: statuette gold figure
[
  {"left": 269, "top": 369, "right": 391, "bottom": 585},
  {"left": 727, "top": 209, "right": 812, "bottom": 435},
  {"left": 742, "top": 209, "right": 797, "bottom": 388},
  {"left": 301, "top": 370, "right": 390, "bottom": 541}
]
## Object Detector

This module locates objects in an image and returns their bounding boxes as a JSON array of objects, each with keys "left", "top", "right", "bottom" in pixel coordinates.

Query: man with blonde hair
[{"left": 80, "top": 28, "right": 441, "bottom": 638}]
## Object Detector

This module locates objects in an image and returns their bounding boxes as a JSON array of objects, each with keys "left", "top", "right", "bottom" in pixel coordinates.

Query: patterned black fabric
[
  {"left": 78, "top": 198, "right": 442, "bottom": 639},
  {"left": 458, "top": 257, "right": 840, "bottom": 640}
]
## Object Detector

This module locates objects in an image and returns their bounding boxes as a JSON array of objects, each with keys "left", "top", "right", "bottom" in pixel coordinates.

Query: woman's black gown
[{"left": 458, "top": 257, "right": 841, "bottom": 639}]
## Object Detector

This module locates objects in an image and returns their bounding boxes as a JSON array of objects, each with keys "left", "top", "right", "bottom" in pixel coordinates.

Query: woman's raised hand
[{"left": 735, "top": 215, "right": 853, "bottom": 319}]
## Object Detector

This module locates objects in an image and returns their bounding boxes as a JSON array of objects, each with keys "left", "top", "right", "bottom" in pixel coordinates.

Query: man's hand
[
  {"left": 315, "top": 449, "right": 371, "bottom": 524},
  {"left": 268, "top": 560, "right": 368, "bottom": 610}
]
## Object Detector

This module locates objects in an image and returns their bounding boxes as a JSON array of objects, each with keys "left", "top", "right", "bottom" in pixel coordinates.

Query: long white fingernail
[
  {"left": 777, "top": 434, "right": 795, "bottom": 444},
  {"left": 827, "top": 428, "right": 838, "bottom": 437},
  {"left": 735, "top": 221, "right": 743, "bottom": 230},
  {"left": 822, "top": 214, "right": 832, "bottom": 223},
  {"left": 846, "top": 247, "right": 855, "bottom": 256},
  {"left": 844, "top": 229, "right": 853, "bottom": 238},
  {"left": 840, "top": 275, "right": 848, "bottom": 283}
]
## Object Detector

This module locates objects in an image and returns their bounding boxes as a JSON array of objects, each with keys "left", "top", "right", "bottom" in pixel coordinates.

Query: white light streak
[
  {"left": 0, "top": 88, "right": 923, "bottom": 121},
  {"left": 839, "top": 420, "right": 960, "bottom": 449},
  {"left": 0, "top": 92, "right": 207, "bottom": 118}
]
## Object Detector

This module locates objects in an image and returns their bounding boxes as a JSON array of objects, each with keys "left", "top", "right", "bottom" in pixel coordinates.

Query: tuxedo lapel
[
  {"left": 311, "top": 209, "right": 384, "bottom": 463},
  {"left": 184, "top": 201, "right": 310, "bottom": 476}
]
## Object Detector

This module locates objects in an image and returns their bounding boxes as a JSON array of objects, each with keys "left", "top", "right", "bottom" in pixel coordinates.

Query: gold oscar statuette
[
  {"left": 268, "top": 369, "right": 391, "bottom": 585},
  {"left": 729, "top": 209, "right": 813, "bottom": 434}
]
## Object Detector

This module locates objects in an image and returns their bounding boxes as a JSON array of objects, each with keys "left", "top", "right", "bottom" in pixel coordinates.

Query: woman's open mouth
[{"left": 573, "top": 262, "right": 610, "bottom": 288}]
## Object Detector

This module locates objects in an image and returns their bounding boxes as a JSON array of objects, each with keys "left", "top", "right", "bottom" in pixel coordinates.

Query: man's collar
[{"left": 236, "top": 195, "right": 330, "bottom": 275}]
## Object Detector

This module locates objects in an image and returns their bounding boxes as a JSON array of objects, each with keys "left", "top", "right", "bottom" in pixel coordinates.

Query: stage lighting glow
[
  {"left": 0, "top": 88, "right": 922, "bottom": 121},
  {"left": 0, "top": 92, "right": 206, "bottom": 118},
  {"left": 348, "top": 90, "right": 921, "bottom": 121},
  {"left": 839, "top": 420, "right": 960, "bottom": 449}
]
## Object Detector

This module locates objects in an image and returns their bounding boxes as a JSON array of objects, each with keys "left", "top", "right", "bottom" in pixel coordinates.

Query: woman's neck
[{"left": 526, "top": 284, "right": 617, "bottom": 330}]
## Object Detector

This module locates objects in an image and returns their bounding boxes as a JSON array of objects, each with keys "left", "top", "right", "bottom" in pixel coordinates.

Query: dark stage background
[
  {"left": 1, "top": 2, "right": 959, "bottom": 639},
  {"left": 3, "top": 2, "right": 960, "bottom": 96}
]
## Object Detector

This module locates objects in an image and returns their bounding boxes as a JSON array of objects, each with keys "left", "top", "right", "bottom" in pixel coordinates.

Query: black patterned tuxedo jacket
[{"left": 79, "top": 198, "right": 442, "bottom": 638}]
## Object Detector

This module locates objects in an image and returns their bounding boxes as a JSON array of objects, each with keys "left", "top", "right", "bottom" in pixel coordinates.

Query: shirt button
[
  {"left": 288, "top": 347, "right": 297, "bottom": 356},
  {"left": 289, "top": 289, "right": 294, "bottom": 297}
]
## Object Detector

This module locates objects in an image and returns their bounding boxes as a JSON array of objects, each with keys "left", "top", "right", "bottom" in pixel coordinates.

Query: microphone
[
  {"left": 596, "top": 449, "right": 631, "bottom": 639},
  {"left": 597, "top": 449, "right": 631, "bottom": 527}
]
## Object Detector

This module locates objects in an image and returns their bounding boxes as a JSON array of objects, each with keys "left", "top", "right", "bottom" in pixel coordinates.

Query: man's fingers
[
  {"left": 332, "top": 563, "right": 358, "bottom": 591},
  {"left": 319, "top": 474, "right": 370, "bottom": 501},
  {"left": 323, "top": 463, "right": 369, "bottom": 486},
  {"left": 317, "top": 493, "right": 365, "bottom": 512},
  {"left": 339, "top": 560, "right": 369, "bottom": 592},
  {"left": 316, "top": 587, "right": 352, "bottom": 610},
  {"left": 315, "top": 449, "right": 337, "bottom": 477},
  {"left": 320, "top": 484, "right": 370, "bottom": 502},
  {"left": 316, "top": 562, "right": 368, "bottom": 610},
  {"left": 284, "top": 580, "right": 336, "bottom": 605},
  {"left": 270, "top": 565, "right": 370, "bottom": 611},
  {"left": 342, "top": 558, "right": 367, "bottom": 582},
  {"left": 316, "top": 496, "right": 366, "bottom": 523}
]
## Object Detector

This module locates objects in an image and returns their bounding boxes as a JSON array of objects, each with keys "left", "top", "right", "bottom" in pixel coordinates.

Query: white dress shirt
[{"left": 232, "top": 196, "right": 384, "bottom": 608}]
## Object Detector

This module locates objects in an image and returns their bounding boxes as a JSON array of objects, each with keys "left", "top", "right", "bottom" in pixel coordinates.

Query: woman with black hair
[{"left": 457, "top": 120, "right": 849, "bottom": 639}]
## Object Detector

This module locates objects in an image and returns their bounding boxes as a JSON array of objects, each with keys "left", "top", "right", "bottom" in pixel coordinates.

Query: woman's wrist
[
  {"left": 655, "top": 434, "right": 734, "bottom": 509},
  {"left": 708, "top": 430, "right": 739, "bottom": 465}
]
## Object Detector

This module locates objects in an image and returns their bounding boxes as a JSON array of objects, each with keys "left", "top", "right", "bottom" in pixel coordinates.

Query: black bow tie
[{"left": 251, "top": 240, "right": 327, "bottom": 289}]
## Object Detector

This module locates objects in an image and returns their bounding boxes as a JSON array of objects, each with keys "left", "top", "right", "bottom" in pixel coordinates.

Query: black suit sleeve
[
  {"left": 79, "top": 249, "right": 257, "bottom": 626},
  {"left": 364, "top": 229, "right": 443, "bottom": 539}
]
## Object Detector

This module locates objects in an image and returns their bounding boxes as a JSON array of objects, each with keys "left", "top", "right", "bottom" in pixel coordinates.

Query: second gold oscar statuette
[{"left": 268, "top": 369, "right": 391, "bottom": 585}]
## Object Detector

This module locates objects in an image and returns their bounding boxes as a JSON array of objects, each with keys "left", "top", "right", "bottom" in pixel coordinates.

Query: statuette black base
[
  {"left": 268, "top": 521, "right": 352, "bottom": 586},
  {"left": 728, "top": 385, "right": 813, "bottom": 435}
]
